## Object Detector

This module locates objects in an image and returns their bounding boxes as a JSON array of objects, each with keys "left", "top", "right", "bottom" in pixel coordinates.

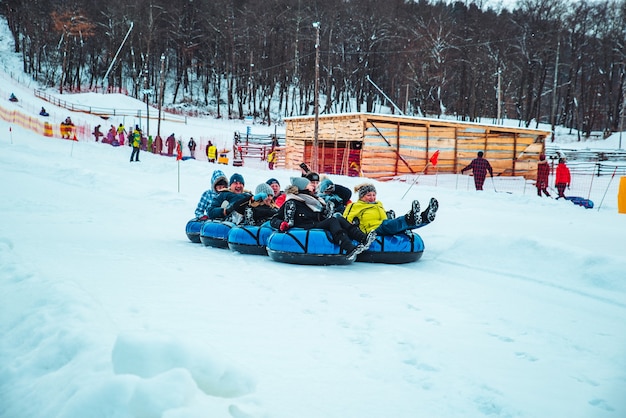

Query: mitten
[
  {"left": 253, "top": 192, "right": 267, "bottom": 201},
  {"left": 279, "top": 221, "right": 291, "bottom": 232}
]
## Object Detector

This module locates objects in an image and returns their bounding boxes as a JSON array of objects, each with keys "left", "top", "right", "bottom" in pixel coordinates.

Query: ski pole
[
  {"left": 597, "top": 166, "right": 618, "bottom": 211},
  {"left": 401, "top": 163, "right": 429, "bottom": 200}
]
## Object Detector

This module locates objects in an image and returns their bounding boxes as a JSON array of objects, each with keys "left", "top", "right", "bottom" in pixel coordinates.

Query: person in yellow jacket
[
  {"left": 267, "top": 149, "right": 277, "bottom": 170},
  {"left": 342, "top": 183, "right": 439, "bottom": 236},
  {"left": 130, "top": 126, "right": 142, "bottom": 162},
  {"left": 206, "top": 141, "right": 217, "bottom": 163}
]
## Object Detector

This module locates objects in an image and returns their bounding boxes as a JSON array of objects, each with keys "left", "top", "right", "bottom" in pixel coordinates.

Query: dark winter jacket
[
  {"left": 461, "top": 156, "right": 493, "bottom": 179},
  {"left": 269, "top": 187, "right": 329, "bottom": 229},
  {"left": 536, "top": 160, "right": 550, "bottom": 188},
  {"left": 208, "top": 190, "right": 252, "bottom": 220}
]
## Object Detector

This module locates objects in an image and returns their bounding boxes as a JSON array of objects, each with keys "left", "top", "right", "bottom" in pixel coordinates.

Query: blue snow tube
[
  {"left": 266, "top": 228, "right": 353, "bottom": 265},
  {"left": 227, "top": 222, "right": 275, "bottom": 255},
  {"left": 199, "top": 220, "right": 236, "bottom": 248},
  {"left": 356, "top": 231, "right": 424, "bottom": 264},
  {"left": 185, "top": 219, "right": 204, "bottom": 243}
]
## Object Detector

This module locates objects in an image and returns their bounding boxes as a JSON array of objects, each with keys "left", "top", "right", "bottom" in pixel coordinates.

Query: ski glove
[
  {"left": 253, "top": 192, "right": 267, "bottom": 201},
  {"left": 197, "top": 215, "right": 209, "bottom": 221}
]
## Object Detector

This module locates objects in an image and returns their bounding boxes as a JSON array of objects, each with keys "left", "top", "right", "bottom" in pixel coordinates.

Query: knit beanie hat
[
  {"left": 290, "top": 176, "right": 310, "bottom": 191},
  {"left": 319, "top": 178, "right": 335, "bottom": 194},
  {"left": 356, "top": 183, "right": 376, "bottom": 199},
  {"left": 229, "top": 173, "right": 245, "bottom": 185},
  {"left": 255, "top": 182, "right": 274, "bottom": 196},
  {"left": 266, "top": 178, "right": 280, "bottom": 186},
  {"left": 304, "top": 171, "right": 320, "bottom": 182}
]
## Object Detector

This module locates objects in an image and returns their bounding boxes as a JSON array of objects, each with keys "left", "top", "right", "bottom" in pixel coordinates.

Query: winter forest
[{"left": 2, "top": 0, "right": 625, "bottom": 135}]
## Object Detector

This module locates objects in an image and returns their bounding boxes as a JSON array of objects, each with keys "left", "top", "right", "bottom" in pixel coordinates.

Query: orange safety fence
[{"left": 0, "top": 103, "right": 88, "bottom": 141}]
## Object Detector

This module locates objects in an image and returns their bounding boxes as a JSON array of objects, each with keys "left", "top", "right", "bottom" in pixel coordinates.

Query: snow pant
[
  {"left": 312, "top": 217, "right": 367, "bottom": 253},
  {"left": 474, "top": 173, "right": 487, "bottom": 190},
  {"left": 130, "top": 146, "right": 140, "bottom": 162},
  {"left": 537, "top": 183, "right": 550, "bottom": 197},
  {"left": 556, "top": 183, "right": 567, "bottom": 198},
  {"left": 373, "top": 216, "right": 425, "bottom": 236}
]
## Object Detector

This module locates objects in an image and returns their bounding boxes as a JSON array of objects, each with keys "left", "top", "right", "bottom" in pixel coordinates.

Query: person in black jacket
[
  {"left": 270, "top": 177, "right": 376, "bottom": 260},
  {"left": 207, "top": 173, "right": 252, "bottom": 223},
  {"left": 240, "top": 182, "right": 280, "bottom": 226}
]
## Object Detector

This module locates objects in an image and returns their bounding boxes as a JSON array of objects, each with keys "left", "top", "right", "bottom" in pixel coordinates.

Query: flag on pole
[
  {"left": 429, "top": 150, "right": 440, "bottom": 166},
  {"left": 176, "top": 140, "right": 183, "bottom": 161}
]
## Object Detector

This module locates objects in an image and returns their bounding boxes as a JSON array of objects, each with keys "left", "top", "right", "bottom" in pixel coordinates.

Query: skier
[{"left": 461, "top": 151, "right": 493, "bottom": 190}]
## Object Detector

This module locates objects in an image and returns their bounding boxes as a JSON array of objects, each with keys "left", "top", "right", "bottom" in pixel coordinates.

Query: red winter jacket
[{"left": 555, "top": 162, "right": 571, "bottom": 186}]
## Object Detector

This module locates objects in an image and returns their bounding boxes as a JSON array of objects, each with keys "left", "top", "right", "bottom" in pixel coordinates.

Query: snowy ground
[{"left": 1, "top": 19, "right": 626, "bottom": 418}]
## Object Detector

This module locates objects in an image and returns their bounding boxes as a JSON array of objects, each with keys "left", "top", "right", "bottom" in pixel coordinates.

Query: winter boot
[
  {"left": 335, "top": 231, "right": 357, "bottom": 255},
  {"left": 405, "top": 200, "right": 421, "bottom": 226},
  {"left": 347, "top": 225, "right": 368, "bottom": 244},
  {"left": 420, "top": 198, "right": 439, "bottom": 224}
]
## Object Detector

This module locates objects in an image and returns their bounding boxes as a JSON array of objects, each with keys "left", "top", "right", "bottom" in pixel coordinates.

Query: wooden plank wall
[{"left": 285, "top": 114, "right": 549, "bottom": 180}]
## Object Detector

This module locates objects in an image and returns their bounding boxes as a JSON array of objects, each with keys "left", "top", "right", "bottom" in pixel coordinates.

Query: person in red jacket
[
  {"left": 461, "top": 151, "right": 493, "bottom": 190},
  {"left": 555, "top": 158, "right": 571, "bottom": 199},
  {"left": 536, "top": 153, "right": 551, "bottom": 197}
]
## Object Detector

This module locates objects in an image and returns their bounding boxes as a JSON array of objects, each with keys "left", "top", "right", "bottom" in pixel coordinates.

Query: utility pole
[
  {"left": 550, "top": 37, "right": 560, "bottom": 142},
  {"left": 157, "top": 53, "right": 166, "bottom": 137},
  {"left": 496, "top": 65, "right": 502, "bottom": 124},
  {"left": 312, "top": 21, "right": 320, "bottom": 172}
]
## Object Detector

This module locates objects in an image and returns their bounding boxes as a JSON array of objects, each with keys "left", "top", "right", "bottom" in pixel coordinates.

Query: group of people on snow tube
[{"left": 193, "top": 168, "right": 439, "bottom": 259}]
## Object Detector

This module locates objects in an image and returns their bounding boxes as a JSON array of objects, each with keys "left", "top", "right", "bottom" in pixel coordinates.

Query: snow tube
[
  {"left": 227, "top": 222, "right": 275, "bottom": 255},
  {"left": 357, "top": 231, "right": 424, "bottom": 264},
  {"left": 565, "top": 196, "right": 594, "bottom": 209},
  {"left": 266, "top": 228, "right": 353, "bottom": 265},
  {"left": 199, "top": 220, "right": 236, "bottom": 248},
  {"left": 185, "top": 219, "right": 204, "bottom": 243}
]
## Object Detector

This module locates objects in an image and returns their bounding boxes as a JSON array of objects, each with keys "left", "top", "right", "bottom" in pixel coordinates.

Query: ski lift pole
[
  {"left": 366, "top": 75, "right": 404, "bottom": 115},
  {"left": 597, "top": 166, "right": 618, "bottom": 211}
]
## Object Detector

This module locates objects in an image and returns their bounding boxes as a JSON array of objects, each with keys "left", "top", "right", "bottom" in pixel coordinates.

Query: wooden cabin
[{"left": 284, "top": 113, "right": 550, "bottom": 180}]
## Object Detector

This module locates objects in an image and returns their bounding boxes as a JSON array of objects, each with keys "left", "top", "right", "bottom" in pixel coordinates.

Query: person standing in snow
[
  {"left": 555, "top": 158, "right": 571, "bottom": 199},
  {"left": 536, "top": 153, "right": 551, "bottom": 197},
  {"left": 130, "top": 126, "right": 142, "bottom": 162},
  {"left": 188, "top": 137, "right": 197, "bottom": 158},
  {"left": 165, "top": 133, "right": 176, "bottom": 156},
  {"left": 206, "top": 141, "right": 217, "bottom": 163},
  {"left": 267, "top": 148, "right": 277, "bottom": 170},
  {"left": 461, "top": 151, "right": 493, "bottom": 190},
  {"left": 117, "top": 124, "right": 126, "bottom": 146},
  {"left": 343, "top": 183, "right": 438, "bottom": 236}
]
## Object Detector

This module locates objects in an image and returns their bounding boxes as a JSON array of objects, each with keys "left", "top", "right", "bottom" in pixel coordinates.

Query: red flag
[
  {"left": 429, "top": 150, "right": 440, "bottom": 166},
  {"left": 176, "top": 141, "right": 183, "bottom": 161}
]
